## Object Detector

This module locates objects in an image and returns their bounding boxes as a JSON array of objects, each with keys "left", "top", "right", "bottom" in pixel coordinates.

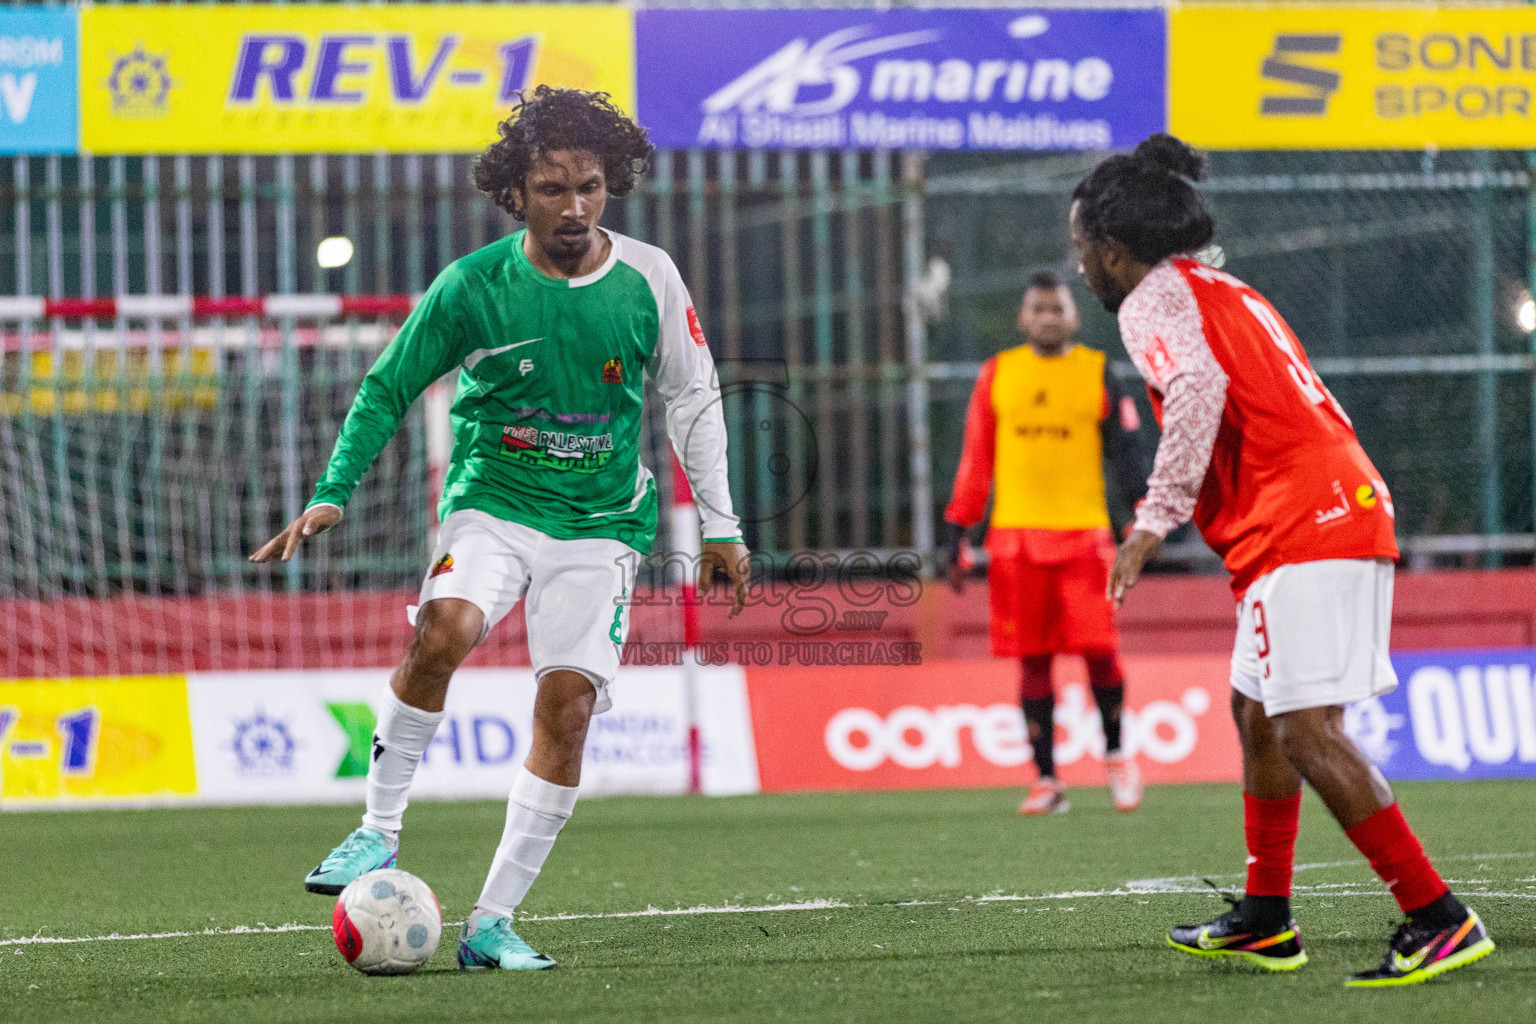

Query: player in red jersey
[
  {"left": 1070, "top": 134, "right": 1493, "bottom": 987},
  {"left": 944, "top": 271, "right": 1150, "bottom": 816}
]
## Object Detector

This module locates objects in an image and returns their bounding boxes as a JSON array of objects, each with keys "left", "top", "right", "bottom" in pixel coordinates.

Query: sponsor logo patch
[
  {"left": 686, "top": 306, "right": 707, "bottom": 346},
  {"left": 430, "top": 553, "right": 454, "bottom": 578},
  {"left": 1144, "top": 333, "right": 1176, "bottom": 384},
  {"left": 500, "top": 424, "right": 616, "bottom": 473},
  {"left": 601, "top": 357, "right": 624, "bottom": 384}
]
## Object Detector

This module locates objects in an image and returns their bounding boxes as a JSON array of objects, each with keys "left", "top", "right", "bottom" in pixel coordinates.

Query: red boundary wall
[{"left": 6, "top": 568, "right": 1534, "bottom": 677}]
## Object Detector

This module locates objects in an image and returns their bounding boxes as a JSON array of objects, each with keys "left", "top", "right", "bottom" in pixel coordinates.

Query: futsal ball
[{"left": 332, "top": 868, "right": 442, "bottom": 975}]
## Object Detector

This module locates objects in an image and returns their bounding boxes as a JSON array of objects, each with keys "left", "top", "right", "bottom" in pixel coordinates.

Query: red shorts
[{"left": 987, "top": 530, "right": 1119, "bottom": 658}]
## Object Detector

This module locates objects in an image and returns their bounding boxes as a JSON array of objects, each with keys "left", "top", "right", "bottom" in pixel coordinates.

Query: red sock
[
  {"left": 1244, "top": 792, "right": 1301, "bottom": 897},
  {"left": 1344, "top": 803, "right": 1449, "bottom": 913}
]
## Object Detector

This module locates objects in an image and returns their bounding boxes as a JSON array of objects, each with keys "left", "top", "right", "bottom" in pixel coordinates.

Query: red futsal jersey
[{"left": 1118, "top": 258, "right": 1399, "bottom": 598}]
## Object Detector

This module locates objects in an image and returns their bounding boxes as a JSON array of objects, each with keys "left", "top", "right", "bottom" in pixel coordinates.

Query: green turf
[{"left": 3, "top": 781, "right": 1532, "bottom": 1023}]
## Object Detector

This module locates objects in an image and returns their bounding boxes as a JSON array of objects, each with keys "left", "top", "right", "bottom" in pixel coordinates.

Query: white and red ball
[{"left": 332, "top": 868, "right": 442, "bottom": 975}]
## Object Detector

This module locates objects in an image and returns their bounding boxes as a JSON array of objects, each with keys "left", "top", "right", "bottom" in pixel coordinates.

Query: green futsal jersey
[{"left": 308, "top": 229, "right": 740, "bottom": 553}]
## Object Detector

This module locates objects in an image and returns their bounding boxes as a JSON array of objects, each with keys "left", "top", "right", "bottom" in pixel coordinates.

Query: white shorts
[
  {"left": 1230, "top": 558, "right": 1398, "bottom": 717},
  {"left": 410, "top": 509, "right": 634, "bottom": 714}
]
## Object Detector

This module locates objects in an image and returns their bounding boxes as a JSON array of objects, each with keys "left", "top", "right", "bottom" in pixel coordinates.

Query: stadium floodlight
[
  {"left": 1518, "top": 296, "right": 1535, "bottom": 334},
  {"left": 317, "top": 236, "right": 355, "bottom": 269}
]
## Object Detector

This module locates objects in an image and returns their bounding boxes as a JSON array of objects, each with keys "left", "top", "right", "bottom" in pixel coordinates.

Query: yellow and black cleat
[
  {"left": 1346, "top": 909, "right": 1494, "bottom": 988},
  {"left": 1168, "top": 903, "right": 1308, "bottom": 972}
]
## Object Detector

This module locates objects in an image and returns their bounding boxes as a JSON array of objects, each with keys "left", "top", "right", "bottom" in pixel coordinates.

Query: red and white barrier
[
  {"left": 0, "top": 294, "right": 419, "bottom": 322},
  {"left": 670, "top": 451, "right": 705, "bottom": 795}
]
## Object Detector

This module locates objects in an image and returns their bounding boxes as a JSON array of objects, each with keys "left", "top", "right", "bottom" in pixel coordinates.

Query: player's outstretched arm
[
  {"left": 249, "top": 504, "right": 344, "bottom": 564},
  {"left": 700, "top": 539, "right": 751, "bottom": 618}
]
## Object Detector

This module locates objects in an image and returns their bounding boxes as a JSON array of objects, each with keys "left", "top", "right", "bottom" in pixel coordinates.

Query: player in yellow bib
[{"left": 945, "top": 271, "right": 1150, "bottom": 815}]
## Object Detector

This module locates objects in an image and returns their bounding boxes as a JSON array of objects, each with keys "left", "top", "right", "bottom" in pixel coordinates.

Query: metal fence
[
  {"left": 3, "top": 11, "right": 1536, "bottom": 614},
  {"left": 925, "top": 146, "right": 1536, "bottom": 571}
]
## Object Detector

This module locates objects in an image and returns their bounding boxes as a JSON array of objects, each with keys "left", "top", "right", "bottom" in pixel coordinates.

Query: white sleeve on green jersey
[{"left": 642, "top": 250, "right": 742, "bottom": 542}]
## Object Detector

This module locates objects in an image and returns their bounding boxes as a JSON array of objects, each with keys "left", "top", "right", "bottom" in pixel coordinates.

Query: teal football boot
[
  {"left": 303, "top": 827, "right": 397, "bottom": 895},
  {"left": 458, "top": 913, "right": 557, "bottom": 971}
]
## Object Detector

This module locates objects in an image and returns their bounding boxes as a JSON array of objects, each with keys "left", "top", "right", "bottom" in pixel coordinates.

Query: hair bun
[{"left": 1132, "top": 133, "right": 1207, "bottom": 183}]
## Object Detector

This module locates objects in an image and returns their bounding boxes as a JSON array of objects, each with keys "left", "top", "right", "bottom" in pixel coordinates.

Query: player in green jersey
[{"left": 251, "top": 87, "right": 750, "bottom": 971}]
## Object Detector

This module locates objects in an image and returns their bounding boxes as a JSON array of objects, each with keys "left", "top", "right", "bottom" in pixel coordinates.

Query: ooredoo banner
[
  {"left": 79, "top": 4, "right": 635, "bottom": 154},
  {"left": 743, "top": 656, "right": 1242, "bottom": 792},
  {"left": 635, "top": 8, "right": 1166, "bottom": 151}
]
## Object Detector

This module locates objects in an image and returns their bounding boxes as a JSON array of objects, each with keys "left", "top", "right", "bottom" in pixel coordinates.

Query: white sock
[
  {"left": 361, "top": 690, "right": 446, "bottom": 839},
  {"left": 474, "top": 767, "right": 579, "bottom": 919}
]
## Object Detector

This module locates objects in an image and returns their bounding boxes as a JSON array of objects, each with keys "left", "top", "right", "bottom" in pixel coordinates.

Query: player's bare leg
[
  {"left": 461, "top": 669, "right": 597, "bottom": 971},
  {"left": 1168, "top": 692, "right": 1308, "bottom": 970},
  {"left": 388, "top": 597, "right": 483, "bottom": 712},
  {"left": 1268, "top": 703, "right": 1493, "bottom": 984},
  {"left": 304, "top": 598, "right": 483, "bottom": 894},
  {"left": 1173, "top": 691, "right": 1493, "bottom": 982},
  {"left": 523, "top": 669, "right": 598, "bottom": 787}
]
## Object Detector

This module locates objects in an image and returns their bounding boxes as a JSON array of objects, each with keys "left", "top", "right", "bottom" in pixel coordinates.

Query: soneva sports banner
[
  {"left": 6, "top": 648, "right": 1534, "bottom": 810},
  {"left": 1170, "top": 4, "right": 1536, "bottom": 150}
]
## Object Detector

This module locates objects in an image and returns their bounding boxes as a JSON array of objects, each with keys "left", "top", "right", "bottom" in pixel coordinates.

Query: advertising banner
[
  {"left": 185, "top": 665, "right": 758, "bottom": 806},
  {"left": 0, "top": 7, "right": 77, "bottom": 154},
  {"left": 743, "top": 656, "right": 1242, "bottom": 793},
  {"left": 1345, "top": 648, "right": 1536, "bottom": 781},
  {"left": 79, "top": 4, "right": 635, "bottom": 154},
  {"left": 635, "top": 8, "right": 1165, "bottom": 151},
  {"left": 0, "top": 675, "right": 197, "bottom": 806},
  {"left": 1170, "top": 5, "right": 1536, "bottom": 150}
]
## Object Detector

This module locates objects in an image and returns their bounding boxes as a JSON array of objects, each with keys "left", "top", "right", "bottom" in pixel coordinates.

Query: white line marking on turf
[
  {"left": 519, "top": 898, "right": 851, "bottom": 922},
  {"left": 5, "top": 863, "right": 1532, "bottom": 949},
  {"left": 0, "top": 923, "right": 328, "bottom": 947},
  {"left": 1123, "top": 851, "right": 1536, "bottom": 892}
]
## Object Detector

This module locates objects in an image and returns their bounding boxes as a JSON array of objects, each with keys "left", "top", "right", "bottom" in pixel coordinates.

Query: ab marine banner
[
  {"left": 635, "top": 8, "right": 1166, "bottom": 151},
  {"left": 79, "top": 4, "right": 634, "bottom": 154},
  {"left": 1171, "top": 3, "right": 1536, "bottom": 150}
]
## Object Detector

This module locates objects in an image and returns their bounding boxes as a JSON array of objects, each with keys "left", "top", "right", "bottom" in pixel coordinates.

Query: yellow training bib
[{"left": 990, "top": 345, "right": 1110, "bottom": 531}]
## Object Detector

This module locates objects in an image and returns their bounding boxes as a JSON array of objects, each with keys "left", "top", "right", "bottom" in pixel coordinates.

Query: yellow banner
[
  {"left": 1171, "top": 4, "right": 1536, "bottom": 149},
  {"left": 0, "top": 676, "right": 197, "bottom": 804},
  {"left": 80, "top": 4, "right": 635, "bottom": 154}
]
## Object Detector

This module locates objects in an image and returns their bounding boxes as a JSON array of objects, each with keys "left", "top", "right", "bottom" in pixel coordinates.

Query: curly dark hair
[
  {"left": 1072, "top": 133, "right": 1215, "bottom": 265},
  {"left": 474, "top": 86, "right": 654, "bottom": 219}
]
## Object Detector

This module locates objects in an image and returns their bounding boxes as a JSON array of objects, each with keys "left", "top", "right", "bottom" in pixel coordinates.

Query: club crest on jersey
[
  {"left": 601, "top": 358, "right": 624, "bottom": 384},
  {"left": 430, "top": 553, "right": 454, "bottom": 578},
  {"left": 686, "top": 306, "right": 708, "bottom": 346},
  {"left": 1145, "top": 334, "right": 1176, "bottom": 384}
]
